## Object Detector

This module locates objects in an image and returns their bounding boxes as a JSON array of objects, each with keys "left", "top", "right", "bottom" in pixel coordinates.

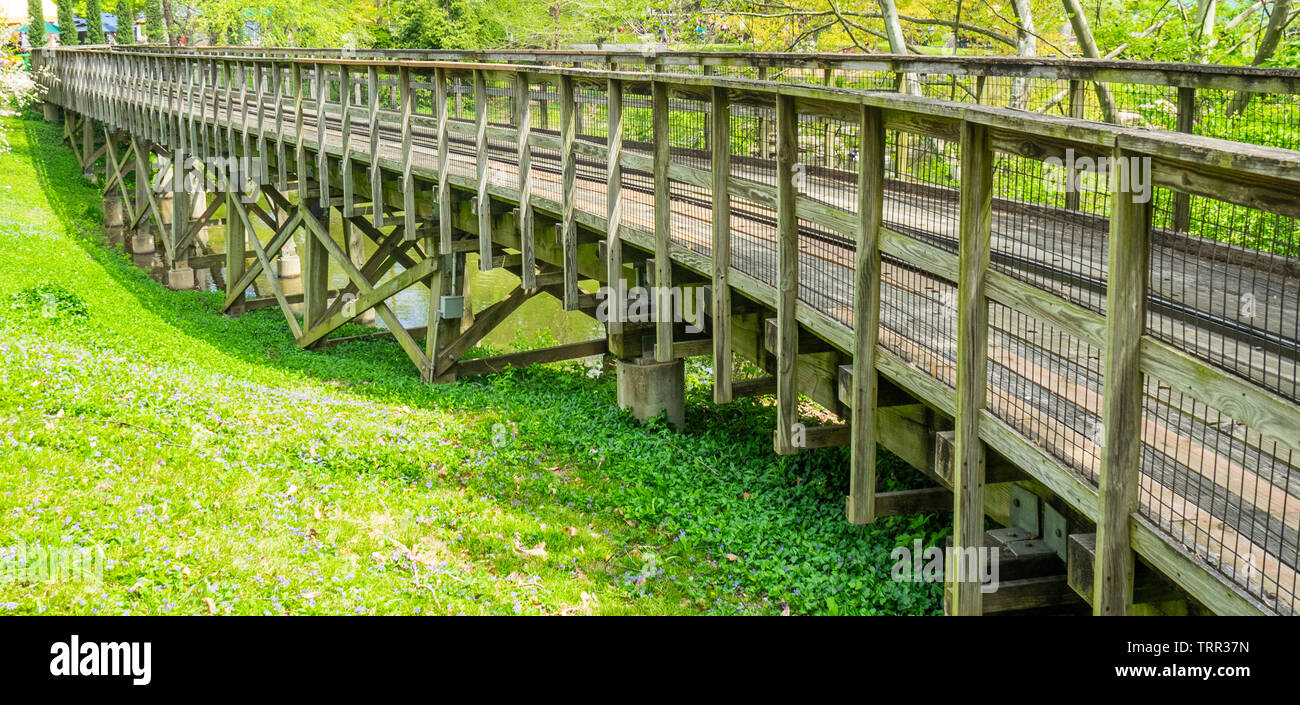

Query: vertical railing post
[
  {"left": 1172, "top": 87, "right": 1196, "bottom": 233},
  {"left": 652, "top": 80, "right": 673, "bottom": 361},
  {"left": 774, "top": 93, "right": 799, "bottom": 455},
  {"left": 400, "top": 66, "right": 416, "bottom": 240},
  {"left": 951, "top": 121, "right": 994, "bottom": 616},
  {"left": 293, "top": 62, "right": 307, "bottom": 203},
  {"left": 367, "top": 66, "right": 382, "bottom": 228},
  {"left": 710, "top": 85, "right": 732, "bottom": 404},
  {"left": 605, "top": 77, "right": 624, "bottom": 349},
  {"left": 274, "top": 62, "right": 288, "bottom": 191},
  {"left": 255, "top": 63, "right": 269, "bottom": 186},
  {"left": 554, "top": 74, "right": 577, "bottom": 309},
  {"left": 517, "top": 71, "right": 535, "bottom": 288},
  {"left": 758, "top": 66, "right": 772, "bottom": 160},
  {"left": 1065, "top": 79, "right": 1085, "bottom": 213},
  {"left": 474, "top": 69, "right": 492, "bottom": 265},
  {"left": 340, "top": 64, "right": 354, "bottom": 217},
  {"left": 848, "top": 105, "right": 885, "bottom": 525},
  {"left": 435, "top": 67, "right": 451, "bottom": 254},
  {"left": 1094, "top": 146, "right": 1151, "bottom": 616},
  {"left": 316, "top": 62, "right": 330, "bottom": 209},
  {"left": 226, "top": 153, "right": 247, "bottom": 316}
]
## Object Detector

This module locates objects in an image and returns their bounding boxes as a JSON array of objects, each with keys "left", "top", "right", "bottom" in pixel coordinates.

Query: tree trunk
[
  {"left": 1062, "top": 0, "right": 1119, "bottom": 122},
  {"left": 1228, "top": 0, "right": 1293, "bottom": 115},
  {"left": 1009, "top": 0, "right": 1038, "bottom": 110},
  {"left": 161, "top": 0, "right": 178, "bottom": 45},
  {"left": 1193, "top": 0, "right": 1218, "bottom": 61},
  {"left": 878, "top": 0, "right": 921, "bottom": 96}
]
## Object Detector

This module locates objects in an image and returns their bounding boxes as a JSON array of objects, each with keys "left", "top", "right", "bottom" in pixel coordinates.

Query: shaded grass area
[{"left": 0, "top": 114, "right": 947, "bottom": 615}]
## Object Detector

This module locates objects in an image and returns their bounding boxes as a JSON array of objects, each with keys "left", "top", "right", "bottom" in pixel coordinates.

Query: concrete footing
[
  {"left": 103, "top": 192, "right": 124, "bottom": 247},
  {"left": 167, "top": 266, "right": 195, "bottom": 291},
  {"left": 616, "top": 359, "right": 686, "bottom": 429},
  {"left": 278, "top": 253, "right": 301, "bottom": 279},
  {"left": 129, "top": 228, "right": 155, "bottom": 254}
]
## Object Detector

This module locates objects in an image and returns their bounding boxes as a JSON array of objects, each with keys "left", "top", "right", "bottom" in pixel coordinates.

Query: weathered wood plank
[
  {"left": 849, "top": 104, "right": 885, "bottom": 525},
  {"left": 774, "top": 93, "right": 799, "bottom": 456},
  {"left": 951, "top": 121, "right": 993, "bottom": 616},
  {"left": 711, "top": 85, "right": 733, "bottom": 405},
  {"left": 1094, "top": 147, "right": 1151, "bottom": 617}
]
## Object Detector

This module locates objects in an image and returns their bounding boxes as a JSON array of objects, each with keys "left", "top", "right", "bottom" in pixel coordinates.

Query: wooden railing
[{"left": 34, "top": 47, "right": 1300, "bottom": 615}]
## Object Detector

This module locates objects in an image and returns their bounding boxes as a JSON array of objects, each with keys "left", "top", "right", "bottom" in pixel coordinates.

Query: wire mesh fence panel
[
  {"left": 988, "top": 300, "right": 1104, "bottom": 485},
  {"left": 1140, "top": 375, "right": 1300, "bottom": 615},
  {"left": 1146, "top": 191, "right": 1300, "bottom": 404},
  {"left": 879, "top": 256, "right": 958, "bottom": 389},
  {"left": 989, "top": 150, "right": 1110, "bottom": 316}
]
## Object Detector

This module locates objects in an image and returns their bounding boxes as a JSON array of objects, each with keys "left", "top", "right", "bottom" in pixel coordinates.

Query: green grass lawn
[{"left": 0, "top": 113, "right": 947, "bottom": 615}]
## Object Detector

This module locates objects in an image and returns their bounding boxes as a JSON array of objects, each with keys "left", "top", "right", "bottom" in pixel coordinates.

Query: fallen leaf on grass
[
  {"left": 725, "top": 553, "right": 739, "bottom": 562},
  {"left": 201, "top": 597, "right": 216, "bottom": 615},
  {"left": 514, "top": 542, "right": 548, "bottom": 560}
]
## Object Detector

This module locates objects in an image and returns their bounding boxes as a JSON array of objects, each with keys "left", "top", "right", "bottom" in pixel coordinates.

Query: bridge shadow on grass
[{"left": 17, "top": 115, "right": 946, "bottom": 615}]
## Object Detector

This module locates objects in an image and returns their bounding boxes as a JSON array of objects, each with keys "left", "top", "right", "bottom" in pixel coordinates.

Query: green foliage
[
  {"left": 86, "top": 0, "right": 106, "bottom": 44},
  {"left": 143, "top": 0, "right": 164, "bottom": 44},
  {"left": 0, "top": 114, "right": 947, "bottom": 616},
  {"left": 8, "top": 282, "right": 88, "bottom": 322},
  {"left": 379, "top": 0, "right": 659, "bottom": 50},
  {"left": 115, "top": 0, "right": 134, "bottom": 45},
  {"left": 56, "top": 0, "right": 75, "bottom": 45},
  {"left": 386, "top": 0, "right": 505, "bottom": 50},
  {"left": 26, "top": 0, "right": 45, "bottom": 46}
]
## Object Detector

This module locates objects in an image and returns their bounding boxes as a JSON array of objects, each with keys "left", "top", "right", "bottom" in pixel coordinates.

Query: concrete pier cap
[{"left": 616, "top": 358, "right": 686, "bottom": 430}]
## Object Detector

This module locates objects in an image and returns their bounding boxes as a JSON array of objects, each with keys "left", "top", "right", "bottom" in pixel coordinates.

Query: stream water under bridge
[{"left": 32, "top": 46, "right": 1300, "bottom": 616}]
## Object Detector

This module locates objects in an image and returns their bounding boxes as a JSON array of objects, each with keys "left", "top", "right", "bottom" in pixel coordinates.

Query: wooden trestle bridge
[{"left": 32, "top": 46, "right": 1300, "bottom": 616}]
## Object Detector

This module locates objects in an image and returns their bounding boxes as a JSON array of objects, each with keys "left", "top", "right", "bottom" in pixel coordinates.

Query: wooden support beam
[
  {"left": 951, "top": 121, "right": 993, "bottom": 616},
  {"left": 732, "top": 376, "right": 777, "bottom": 398},
  {"left": 436, "top": 286, "right": 537, "bottom": 374},
  {"left": 229, "top": 198, "right": 301, "bottom": 338},
  {"left": 302, "top": 200, "right": 331, "bottom": 333},
  {"left": 425, "top": 251, "right": 462, "bottom": 383},
  {"left": 455, "top": 339, "right": 607, "bottom": 378},
  {"left": 836, "top": 365, "right": 915, "bottom": 410},
  {"left": 298, "top": 204, "right": 430, "bottom": 372},
  {"left": 225, "top": 183, "right": 247, "bottom": 316},
  {"left": 1094, "top": 147, "right": 1152, "bottom": 616},
  {"left": 711, "top": 85, "right": 733, "bottom": 404},
  {"left": 1067, "top": 534, "right": 1184, "bottom": 607},
  {"left": 875, "top": 487, "right": 953, "bottom": 517},
  {"left": 764, "top": 317, "right": 834, "bottom": 355},
  {"left": 774, "top": 93, "right": 799, "bottom": 456},
  {"left": 934, "top": 431, "right": 1029, "bottom": 485}
]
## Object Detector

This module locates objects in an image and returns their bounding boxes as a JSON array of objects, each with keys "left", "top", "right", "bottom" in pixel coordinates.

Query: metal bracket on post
[
  {"left": 1009, "top": 484, "right": 1041, "bottom": 537},
  {"left": 1043, "top": 503, "right": 1067, "bottom": 561}
]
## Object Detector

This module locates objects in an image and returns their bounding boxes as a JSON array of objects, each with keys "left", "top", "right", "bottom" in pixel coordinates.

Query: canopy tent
[
  {"left": 15, "top": 21, "right": 60, "bottom": 35},
  {"left": 73, "top": 13, "right": 118, "bottom": 35}
]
